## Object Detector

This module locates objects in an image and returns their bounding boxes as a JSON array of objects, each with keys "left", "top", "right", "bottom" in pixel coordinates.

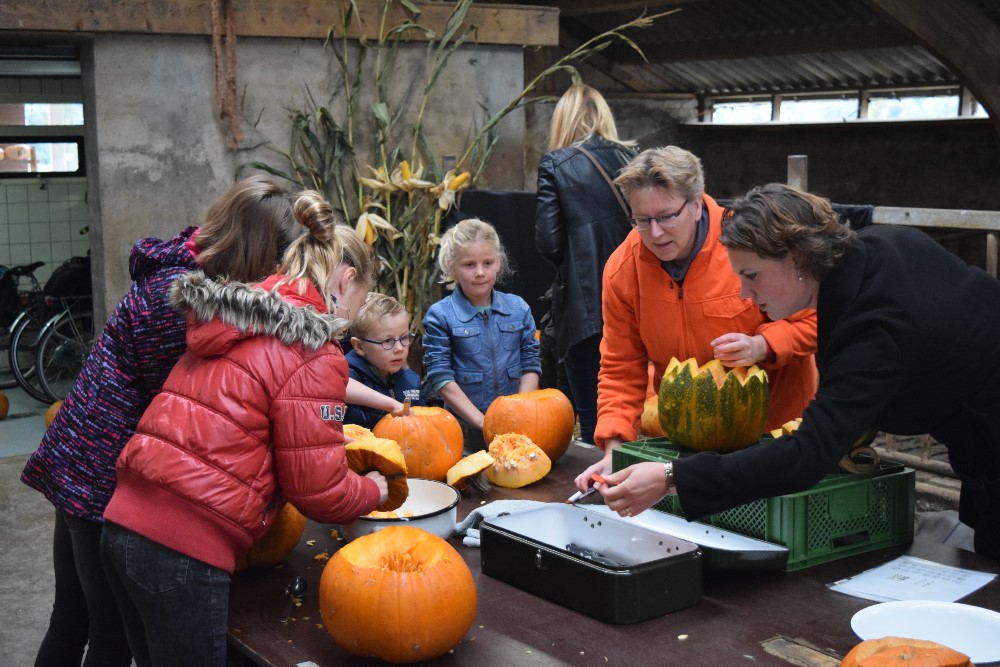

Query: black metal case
[{"left": 480, "top": 504, "right": 702, "bottom": 624}]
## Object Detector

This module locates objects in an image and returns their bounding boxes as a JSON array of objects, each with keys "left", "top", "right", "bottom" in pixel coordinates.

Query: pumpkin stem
[{"left": 402, "top": 398, "right": 411, "bottom": 416}]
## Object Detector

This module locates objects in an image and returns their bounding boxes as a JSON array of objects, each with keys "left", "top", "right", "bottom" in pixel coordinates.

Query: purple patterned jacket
[{"left": 21, "top": 227, "right": 199, "bottom": 521}]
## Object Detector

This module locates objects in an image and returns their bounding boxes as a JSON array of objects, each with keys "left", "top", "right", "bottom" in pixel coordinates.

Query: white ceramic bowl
[{"left": 339, "top": 478, "right": 460, "bottom": 542}]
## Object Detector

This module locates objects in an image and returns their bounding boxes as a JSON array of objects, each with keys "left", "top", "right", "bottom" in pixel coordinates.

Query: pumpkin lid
[
  {"left": 446, "top": 450, "right": 495, "bottom": 490},
  {"left": 345, "top": 436, "right": 409, "bottom": 511}
]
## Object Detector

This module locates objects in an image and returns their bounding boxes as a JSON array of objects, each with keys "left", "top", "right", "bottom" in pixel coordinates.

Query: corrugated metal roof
[{"left": 636, "top": 46, "right": 954, "bottom": 96}]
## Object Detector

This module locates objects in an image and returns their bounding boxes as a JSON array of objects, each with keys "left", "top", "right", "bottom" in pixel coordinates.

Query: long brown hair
[{"left": 194, "top": 175, "right": 302, "bottom": 282}]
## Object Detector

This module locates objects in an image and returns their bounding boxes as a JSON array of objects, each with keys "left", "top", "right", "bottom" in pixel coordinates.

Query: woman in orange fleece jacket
[{"left": 576, "top": 146, "right": 818, "bottom": 493}]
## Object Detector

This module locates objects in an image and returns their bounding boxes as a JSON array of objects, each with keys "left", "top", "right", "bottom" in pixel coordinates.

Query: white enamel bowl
[{"left": 339, "top": 478, "right": 460, "bottom": 542}]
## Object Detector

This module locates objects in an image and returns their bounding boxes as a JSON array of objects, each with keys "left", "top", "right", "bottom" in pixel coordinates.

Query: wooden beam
[
  {"left": 550, "top": 0, "right": 703, "bottom": 19},
  {"left": 617, "top": 23, "right": 916, "bottom": 65},
  {"left": 0, "top": 0, "right": 559, "bottom": 47},
  {"left": 873, "top": 205, "right": 1000, "bottom": 277},
  {"left": 864, "top": 0, "right": 1000, "bottom": 135}
]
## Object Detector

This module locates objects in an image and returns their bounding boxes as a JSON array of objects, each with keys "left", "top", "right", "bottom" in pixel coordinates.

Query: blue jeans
[
  {"left": 562, "top": 334, "right": 601, "bottom": 445},
  {"left": 34, "top": 509, "right": 132, "bottom": 667},
  {"left": 100, "top": 521, "right": 230, "bottom": 667}
]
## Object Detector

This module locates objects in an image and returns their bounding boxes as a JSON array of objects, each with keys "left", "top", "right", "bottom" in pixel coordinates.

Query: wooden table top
[{"left": 227, "top": 443, "right": 1000, "bottom": 667}]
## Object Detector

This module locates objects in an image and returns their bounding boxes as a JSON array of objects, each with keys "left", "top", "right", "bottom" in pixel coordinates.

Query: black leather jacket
[{"left": 535, "top": 135, "right": 637, "bottom": 359}]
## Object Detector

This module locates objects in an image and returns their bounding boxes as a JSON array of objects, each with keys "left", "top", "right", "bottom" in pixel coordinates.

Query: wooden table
[{"left": 227, "top": 444, "right": 1000, "bottom": 666}]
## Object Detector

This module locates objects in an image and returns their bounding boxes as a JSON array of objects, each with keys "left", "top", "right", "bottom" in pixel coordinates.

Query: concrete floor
[{"left": 0, "top": 385, "right": 975, "bottom": 665}]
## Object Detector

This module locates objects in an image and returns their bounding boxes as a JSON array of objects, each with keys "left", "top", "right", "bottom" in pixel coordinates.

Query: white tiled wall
[{"left": 0, "top": 177, "right": 90, "bottom": 286}]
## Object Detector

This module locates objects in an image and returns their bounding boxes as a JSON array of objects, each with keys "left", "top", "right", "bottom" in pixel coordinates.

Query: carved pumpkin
[
  {"left": 320, "top": 525, "right": 477, "bottom": 663},
  {"left": 640, "top": 394, "right": 664, "bottom": 437},
  {"left": 841, "top": 636, "right": 973, "bottom": 667},
  {"left": 485, "top": 432, "right": 551, "bottom": 488},
  {"left": 235, "top": 502, "right": 306, "bottom": 571},
  {"left": 373, "top": 402, "right": 463, "bottom": 481},
  {"left": 345, "top": 436, "right": 409, "bottom": 511},
  {"left": 657, "top": 357, "right": 769, "bottom": 452},
  {"left": 45, "top": 400, "right": 64, "bottom": 428},
  {"left": 482, "top": 388, "right": 575, "bottom": 461}
]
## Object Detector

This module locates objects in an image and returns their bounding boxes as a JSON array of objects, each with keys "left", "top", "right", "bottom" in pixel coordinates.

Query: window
[
  {"left": 703, "top": 86, "right": 986, "bottom": 125},
  {"left": 0, "top": 77, "right": 84, "bottom": 177}
]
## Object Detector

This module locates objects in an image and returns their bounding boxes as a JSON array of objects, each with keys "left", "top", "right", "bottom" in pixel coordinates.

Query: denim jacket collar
[{"left": 451, "top": 287, "right": 512, "bottom": 322}]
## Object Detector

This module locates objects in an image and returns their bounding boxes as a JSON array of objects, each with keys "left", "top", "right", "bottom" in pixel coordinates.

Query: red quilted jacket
[{"left": 103, "top": 272, "right": 380, "bottom": 573}]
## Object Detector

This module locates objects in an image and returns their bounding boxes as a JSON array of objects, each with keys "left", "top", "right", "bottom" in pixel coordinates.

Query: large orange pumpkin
[
  {"left": 320, "top": 525, "right": 477, "bottom": 663},
  {"left": 235, "top": 503, "right": 306, "bottom": 571},
  {"left": 841, "top": 636, "right": 973, "bottom": 667},
  {"left": 657, "top": 357, "right": 769, "bottom": 452},
  {"left": 485, "top": 432, "right": 551, "bottom": 488},
  {"left": 373, "top": 403, "right": 463, "bottom": 481},
  {"left": 482, "top": 388, "right": 575, "bottom": 461}
]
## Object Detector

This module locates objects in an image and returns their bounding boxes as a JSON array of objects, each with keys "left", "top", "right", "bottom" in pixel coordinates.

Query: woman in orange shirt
[{"left": 576, "top": 146, "right": 818, "bottom": 490}]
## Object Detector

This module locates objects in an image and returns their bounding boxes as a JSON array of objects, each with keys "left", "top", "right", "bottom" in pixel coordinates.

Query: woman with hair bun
[{"left": 100, "top": 190, "right": 386, "bottom": 667}]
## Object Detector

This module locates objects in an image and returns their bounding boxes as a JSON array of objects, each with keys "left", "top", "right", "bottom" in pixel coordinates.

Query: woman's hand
[
  {"left": 711, "top": 332, "right": 769, "bottom": 367},
  {"left": 573, "top": 439, "right": 619, "bottom": 493},
  {"left": 595, "top": 462, "right": 670, "bottom": 518},
  {"left": 365, "top": 470, "right": 389, "bottom": 505}
]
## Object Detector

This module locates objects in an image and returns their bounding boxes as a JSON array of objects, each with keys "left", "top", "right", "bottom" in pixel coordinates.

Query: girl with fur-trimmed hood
[{"left": 101, "top": 191, "right": 384, "bottom": 667}]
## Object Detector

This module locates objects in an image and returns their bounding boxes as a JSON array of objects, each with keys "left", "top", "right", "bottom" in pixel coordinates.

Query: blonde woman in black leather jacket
[{"left": 535, "top": 84, "right": 637, "bottom": 444}]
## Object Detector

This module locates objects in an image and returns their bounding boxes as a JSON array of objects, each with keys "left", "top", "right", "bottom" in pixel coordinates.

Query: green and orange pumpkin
[{"left": 657, "top": 357, "right": 769, "bottom": 452}]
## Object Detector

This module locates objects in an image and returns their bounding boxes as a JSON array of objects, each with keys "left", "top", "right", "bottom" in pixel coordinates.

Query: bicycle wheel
[
  {"left": 35, "top": 308, "right": 95, "bottom": 402},
  {"left": 0, "top": 321, "right": 17, "bottom": 389},
  {"left": 8, "top": 307, "right": 51, "bottom": 402}
]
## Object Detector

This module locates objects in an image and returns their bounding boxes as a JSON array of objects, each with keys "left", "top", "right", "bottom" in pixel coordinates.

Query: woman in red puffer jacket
[{"left": 101, "top": 191, "right": 385, "bottom": 667}]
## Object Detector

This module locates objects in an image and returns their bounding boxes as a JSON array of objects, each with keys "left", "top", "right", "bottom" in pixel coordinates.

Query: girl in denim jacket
[{"left": 422, "top": 218, "right": 541, "bottom": 451}]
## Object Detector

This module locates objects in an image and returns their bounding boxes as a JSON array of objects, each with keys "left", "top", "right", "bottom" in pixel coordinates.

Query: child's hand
[
  {"left": 388, "top": 399, "right": 405, "bottom": 416},
  {"left": 365, "top": 470, "right": 389, "bottom": 505}
]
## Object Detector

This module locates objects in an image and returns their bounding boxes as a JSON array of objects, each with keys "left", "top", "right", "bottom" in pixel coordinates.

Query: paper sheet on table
[{"left": 829, "top": 555, "right": 996, "bottom": 602}]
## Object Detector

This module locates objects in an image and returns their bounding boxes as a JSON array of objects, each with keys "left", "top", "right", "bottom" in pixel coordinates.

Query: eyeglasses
[
  {"left": 358, "top": 333, "right": 416, "bottom": 350},
  {"left": 629, "top": 201, "right": 689, "bottom": 231}
]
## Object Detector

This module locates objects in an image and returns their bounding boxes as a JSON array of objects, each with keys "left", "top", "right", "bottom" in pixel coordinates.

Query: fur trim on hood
[{"left": 170, "top": 271, "right": 341, "bottom": 351}]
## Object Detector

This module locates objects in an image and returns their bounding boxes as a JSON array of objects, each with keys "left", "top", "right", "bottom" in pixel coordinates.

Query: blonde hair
[
  {"left": 351, "top": 292, "right": 409, "bottom": 338},
  {"left": 614, "top": 146, "right": 705, "bottom": 203},
  {"left": 195, "top": 175, "right": 303, "bottom": 282},
  {"left": 437, "top": 218, "right": 511, "bottom": 291},
  {"left": 548, "top": 84, "right": 635, "bottom": 151},
  {"left": 274, "top": 191, "right": 376, "bottom": 322}
]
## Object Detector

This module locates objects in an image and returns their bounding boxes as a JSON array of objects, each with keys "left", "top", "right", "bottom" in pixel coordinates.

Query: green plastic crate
[{"left": 612, "top": 438, "right": 915, "bottom": 571}]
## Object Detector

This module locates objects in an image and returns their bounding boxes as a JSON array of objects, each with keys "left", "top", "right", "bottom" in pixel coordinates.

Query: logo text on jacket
[{"left": 320, "top": 404, "right": 346, "bottom": 422}]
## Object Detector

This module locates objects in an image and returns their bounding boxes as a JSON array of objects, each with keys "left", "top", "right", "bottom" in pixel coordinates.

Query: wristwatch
[{"left": 663, "top": 461, "right": 677, "bottom": 496}]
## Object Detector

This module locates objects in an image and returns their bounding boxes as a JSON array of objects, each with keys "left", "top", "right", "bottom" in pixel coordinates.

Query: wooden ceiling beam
[
  {"left": 864, "top": 0, "right": 1000, "bottom": 134},
  {"left": 550, "top": 0, "right": 704, "bottom": 19},
  {"left": 616, "top": 23, "right": 917, "bottom": 65},
  {"left": 0, "top": 0, "right": 558, "bottom": 47}
]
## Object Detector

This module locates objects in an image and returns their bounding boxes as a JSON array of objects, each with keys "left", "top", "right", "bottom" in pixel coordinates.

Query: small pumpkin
[
  {"left": 319, "top": 525, "right": 477, "bottom": 663},
  {"left": 640, "top": 394, "right": 664, "bottom": 437},
  {"left": 235, "top": 502, "right": 306, "bottom": 571},
  {"left": 841, "top": 636, "right": 973, "bottom": 667},
  {"left": 657, "top": 357, "right": 769, "bottom": 452},
  {"left": 373, "top": 401, "right": 463, "bottom": 481},
  {"left": 446, "top": 450, "right": 495, "bottom": 490},
  {"left": 482, "top": 388, "right": 575, "bottom": 461},
  {"left": 45, "top": 400, "right": 64, "bottom": 428},
  {"left": 485, "top": 432, "right": 551, "bottom": 488},
  {"left": 0, "top": 392, "right": 8, "bottom": 420},
  {"left": 345, "top": 436, "right": 409, "bottom": 511}
]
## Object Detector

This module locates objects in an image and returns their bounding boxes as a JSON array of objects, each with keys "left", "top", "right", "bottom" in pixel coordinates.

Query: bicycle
[
  {"left": 1, "top": 261, "right": 47, "bottom": 395},
  {"left": 34, "top": 295, "right": 95, "bottom": 402}
]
